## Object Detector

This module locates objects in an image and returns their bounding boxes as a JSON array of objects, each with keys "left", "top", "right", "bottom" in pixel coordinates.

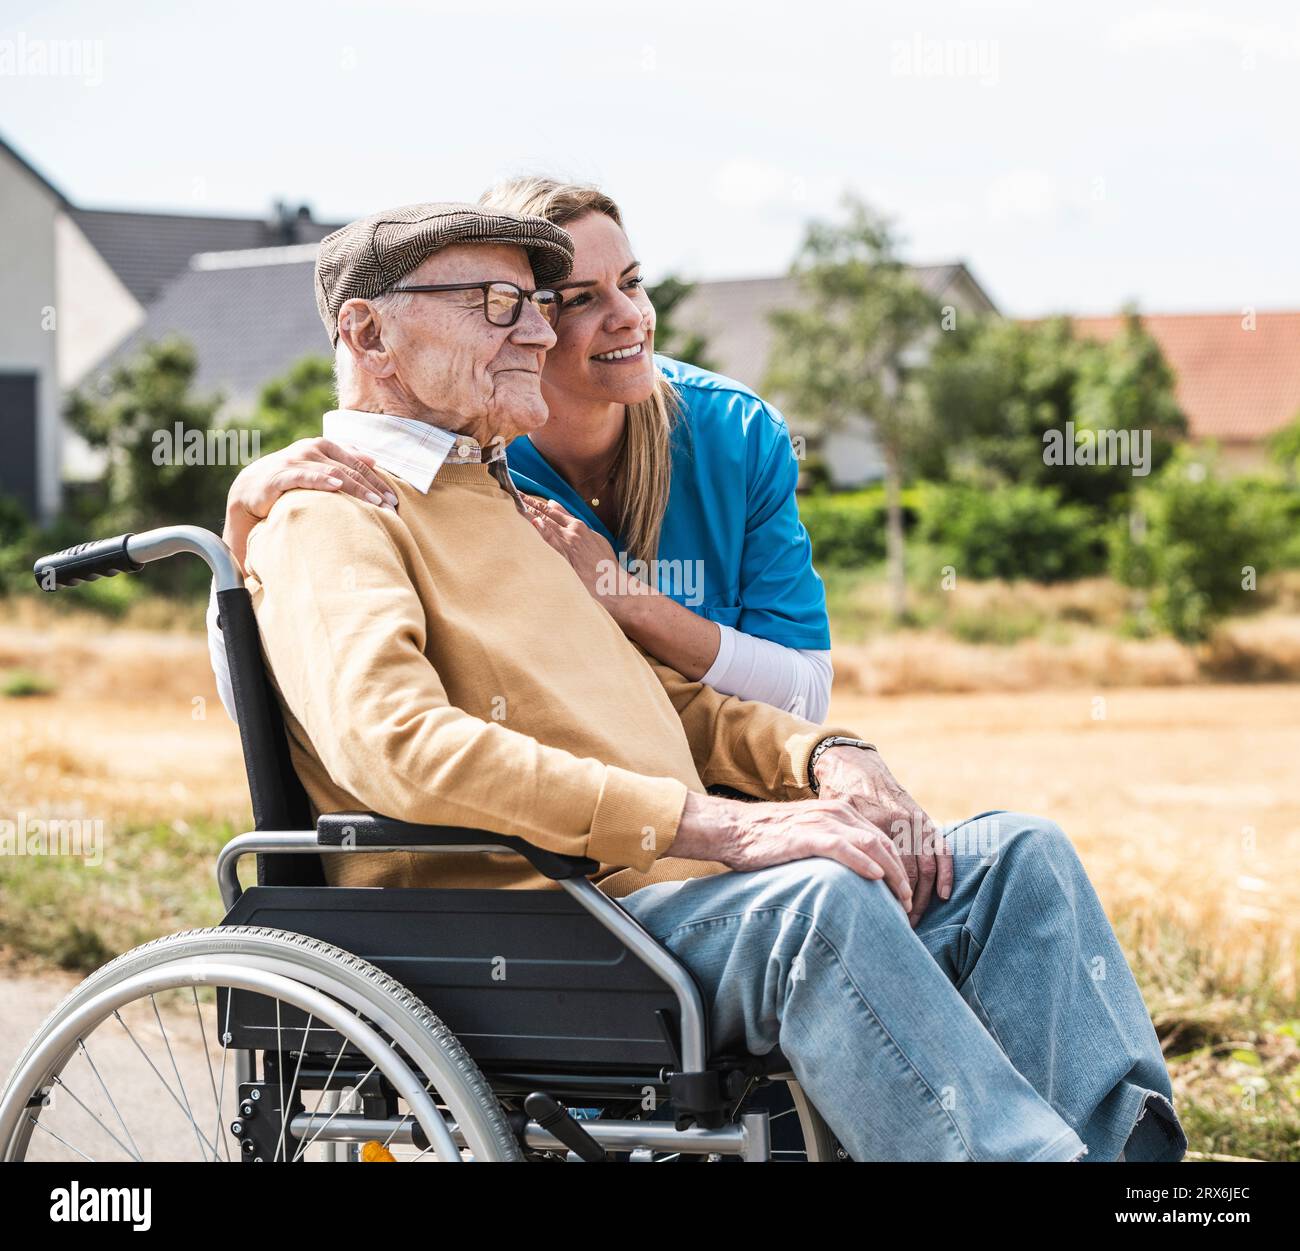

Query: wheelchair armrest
[{"left": 316, "top": 813, "right": 601, "bottom": 882}]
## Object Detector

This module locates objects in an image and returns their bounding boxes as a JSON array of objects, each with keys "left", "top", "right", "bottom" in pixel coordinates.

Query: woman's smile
[{"left": 591, "top": 342, "right": 645, "bottom": 364}]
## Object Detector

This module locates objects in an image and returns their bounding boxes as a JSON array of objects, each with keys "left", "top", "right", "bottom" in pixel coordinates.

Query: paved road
[{"left": 0, "top": 963, "right": 252, "bottom": 1162}]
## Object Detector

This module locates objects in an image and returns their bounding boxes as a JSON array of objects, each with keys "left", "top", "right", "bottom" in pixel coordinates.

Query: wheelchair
[{"left": 0, "top": 525, "right": 844, "bottom": 1163}]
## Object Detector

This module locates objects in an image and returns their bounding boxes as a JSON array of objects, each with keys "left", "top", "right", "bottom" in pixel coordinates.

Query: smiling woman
[
  {"left": 480, "top": 177, "right": 834, "bottom": 720},
  {"left": 210, "top": 180, "right": 834, "bottom": 723}
]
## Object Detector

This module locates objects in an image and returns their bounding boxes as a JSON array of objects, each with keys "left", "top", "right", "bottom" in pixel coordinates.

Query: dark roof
[
  {"left": 70, "top": 207, "right": 343, "bottom": 305},
  {"left": 85, "top": 246, "right": 330, "bottom": 405}
]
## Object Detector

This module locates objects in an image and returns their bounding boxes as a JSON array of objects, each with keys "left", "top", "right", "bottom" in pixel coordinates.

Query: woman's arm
[
  {"left": 208, "top": 438, "right": 397, "bottom": 722},
  {"left": 700, "top": 626, "right": 833, "bottom": 723},
  {"left": 526, "top": 496, "right": 833, "bottom": 720},
  {"left": 525, "top": 496, "right": 722, "bottom": 678},
  {"left": 222, "top": 438, "right": 396, "bottom": 568},
  {"left": 610, "top": 574, "right": 833, "bottom": 722}
]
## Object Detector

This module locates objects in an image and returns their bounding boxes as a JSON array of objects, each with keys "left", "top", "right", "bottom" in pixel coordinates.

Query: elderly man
[{"left": 236, "top": 201, "right": 1185, "bottom": 1163}]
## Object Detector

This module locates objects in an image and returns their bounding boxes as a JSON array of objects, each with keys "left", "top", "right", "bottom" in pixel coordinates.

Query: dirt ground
[
  {"left": 1, "top": 615, "right": 1294, "bottom": 985},
  {"left": 1, "top": 623, "right": 1297, "bottom": 1159}
]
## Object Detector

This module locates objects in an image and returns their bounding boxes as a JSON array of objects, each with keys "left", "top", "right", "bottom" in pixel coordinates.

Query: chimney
[{"left": 269, "top": 200, "right": 314, "bottom": 244}]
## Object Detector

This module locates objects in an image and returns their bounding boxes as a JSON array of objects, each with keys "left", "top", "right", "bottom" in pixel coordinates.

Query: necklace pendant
[{"left": 590, "top": 497, "right": 599, "bottom": 508}]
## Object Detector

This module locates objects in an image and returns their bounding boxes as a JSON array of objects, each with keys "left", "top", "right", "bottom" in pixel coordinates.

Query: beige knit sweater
[{"left": 245, "top": 458, "right": 856, "bottom": 897}]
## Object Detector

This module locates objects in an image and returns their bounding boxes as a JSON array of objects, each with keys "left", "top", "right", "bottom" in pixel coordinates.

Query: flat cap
[{"left": 314, "top": 202, "right": 574, "bottom": 345}]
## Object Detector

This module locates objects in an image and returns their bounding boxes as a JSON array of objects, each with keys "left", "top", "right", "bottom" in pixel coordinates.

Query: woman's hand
[
  {"left": 223, "top": 438, "right": 398, "bottom": 568},
  {"left": 524, "top": 496, "right": 628, "bottom": 612}
]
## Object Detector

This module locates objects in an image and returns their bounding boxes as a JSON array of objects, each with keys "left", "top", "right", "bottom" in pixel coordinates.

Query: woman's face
[{"left": 542, "top": 211, "right": 657, "bottom": 413}]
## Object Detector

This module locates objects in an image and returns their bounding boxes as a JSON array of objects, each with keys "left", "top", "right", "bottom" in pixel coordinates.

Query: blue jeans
[{"left": 618, "top": 810, "right": 1187, "bottom": 1162}]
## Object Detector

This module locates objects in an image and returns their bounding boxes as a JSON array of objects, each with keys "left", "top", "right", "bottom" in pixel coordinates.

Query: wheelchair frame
[{"left": 10, "top": 524, "right": 838, "bottom": 1163}]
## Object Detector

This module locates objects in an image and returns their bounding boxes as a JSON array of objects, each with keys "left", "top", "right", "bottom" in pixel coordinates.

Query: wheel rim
[{"left": 0, "top": 959, "right": 459, "bottom": 1162}]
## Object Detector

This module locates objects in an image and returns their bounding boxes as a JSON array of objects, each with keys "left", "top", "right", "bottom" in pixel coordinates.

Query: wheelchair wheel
[
  {"left": 0, "top": 927, "right": 521, "bottom": 1162},
  {"left": 754, "top": 1078, "right": 845, "bottom": 1161}
]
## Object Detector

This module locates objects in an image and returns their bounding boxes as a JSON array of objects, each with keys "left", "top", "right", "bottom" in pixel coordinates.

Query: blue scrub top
[{"left": 505, "top": 354, "right": 831, "bottom": 650}]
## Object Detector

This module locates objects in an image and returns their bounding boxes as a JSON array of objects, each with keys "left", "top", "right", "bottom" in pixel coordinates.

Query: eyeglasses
[{"left": 386, "top": 281, "right": 564, "bottom": 328}]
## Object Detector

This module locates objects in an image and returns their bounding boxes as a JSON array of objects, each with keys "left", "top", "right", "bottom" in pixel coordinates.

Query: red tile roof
[{"left": 1068, "top": 311, "right": 1300, "bottom": 444}]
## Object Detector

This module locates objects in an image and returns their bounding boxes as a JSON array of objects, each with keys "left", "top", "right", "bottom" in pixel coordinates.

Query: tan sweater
[{"left": 245, "top": 458, "right": 859, "bottom": 897}]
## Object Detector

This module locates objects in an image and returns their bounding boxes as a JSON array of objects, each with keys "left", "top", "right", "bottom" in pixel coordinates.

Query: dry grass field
[{"left": 1, "top": 609, "right": 1297, "bottom": 1158}]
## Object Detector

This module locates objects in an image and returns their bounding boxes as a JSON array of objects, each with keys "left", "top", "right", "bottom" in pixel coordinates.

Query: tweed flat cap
[{"left": 314, "top": 202, "right": 574, "bottom": 344}]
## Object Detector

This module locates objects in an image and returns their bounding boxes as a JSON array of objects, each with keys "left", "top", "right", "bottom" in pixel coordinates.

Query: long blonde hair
[{"left": 478, "top": 176, "right": 678, "bottom": 567}]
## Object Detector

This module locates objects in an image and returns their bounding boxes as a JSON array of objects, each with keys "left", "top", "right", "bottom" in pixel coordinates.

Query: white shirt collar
[{"left": 321, "top": 409, "right": 506, "bottom": 494}]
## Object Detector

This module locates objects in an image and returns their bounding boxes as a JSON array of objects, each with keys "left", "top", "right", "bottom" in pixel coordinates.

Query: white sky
[{"left": 2, "top": 0, "right": 1297, "bottom": 316}]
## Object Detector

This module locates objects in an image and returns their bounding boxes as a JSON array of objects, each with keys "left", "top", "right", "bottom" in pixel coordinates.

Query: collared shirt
[{"left": 323, "top": 408, "right": 528, "bottom": 514}]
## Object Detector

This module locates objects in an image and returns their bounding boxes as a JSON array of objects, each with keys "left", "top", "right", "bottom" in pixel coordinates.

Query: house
[
  {"left": 1064, "top": 312, "right": 1300, "bottom": 472},
  {"left": 0, "top": 132, "right": 339, "bottom": 521},
  {"left": 95, "top": 245, "right": 327, "bottom": 410},
  {"left": 673, "top": 268, "right": 1000, "bottom": 486}
]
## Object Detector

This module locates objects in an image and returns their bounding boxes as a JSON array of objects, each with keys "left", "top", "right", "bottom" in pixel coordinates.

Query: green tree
[
  {"left": 64, "top": 338, "right": 241, "bottom": 592},
  {"left": 252, "top": 354, "right": 337, "bottom": 451},
  {"left": 922, "top": 309, "right": 1186, "bottom": 512},
  {"left": 1110, "top": 449, "right": 1286, "bottom": 641},
  {"left": 1268, "top": 408, "right": 1300, "bottom": 484},
  {"left": 764, "top": 195, "right": 941, "bottom": 619},
  {"left": 646, "top": 274, "right": 717, "bottom": 372}
]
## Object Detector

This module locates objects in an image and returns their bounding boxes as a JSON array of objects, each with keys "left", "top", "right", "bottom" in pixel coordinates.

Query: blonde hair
[{"left": 478, "top": 175, "right": 678, "bottom": 566}]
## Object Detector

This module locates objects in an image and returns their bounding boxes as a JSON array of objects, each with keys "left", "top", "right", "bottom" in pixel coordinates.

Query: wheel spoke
[
  {"left": 150, "top": 994, "right": 210, "bottom": 1160},
  {"left": 113, "top": 1009, "right": 221, "bottom": 1158},
  {"left": 210, "top": 992, "right": 235, "bottom": 1162},
  {"left": 190, "top": 989, "right": 230, "bottom": 1162},
  {"left": 52, "top": 1072, "right": 141, "bottom": 1161},
  {"left": 76, "top": 1037, "right": 143, "bottom": 1161},
  {"left": 293, "top": 1049, "right": 379, "bottom": 1162},
  {"left": 276, "top": 1012, "right": 314, "bottom": 1163},
  {"left": 27, "top": 1113, "right": 96, "bottom": 1162}
]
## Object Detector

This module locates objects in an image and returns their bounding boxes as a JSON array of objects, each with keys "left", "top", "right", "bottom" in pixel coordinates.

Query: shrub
[
  {"left": 919, "top": 482, "right": 1105, "bottom": 583},
  {"left": 1110, "top": 454, "right": 1290, "bottom": 642},
  {"left": 798, "top": 486, "right": 922, "bottom": 569},
  {"left": 2, "top": 669, "right": 56, "bottom": 698},
  {"left": 0, "top": 494, "right": 35, "bottom": 597}
]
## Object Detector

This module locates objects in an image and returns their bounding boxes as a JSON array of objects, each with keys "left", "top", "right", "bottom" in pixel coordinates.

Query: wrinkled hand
[
  {"left": 223, "top": 437, "right": 398, "bottom": 568},
  {"left": 523, "top": 495, "right": 623, "bottom": 603},
  {"left": 671, "top": 792, "right": 914, "bottom": 911},
  {"left": 812, "top": 746, "right": 952, "bottom": 927}
]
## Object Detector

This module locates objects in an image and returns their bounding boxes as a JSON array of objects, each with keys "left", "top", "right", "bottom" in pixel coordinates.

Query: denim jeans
[{"left": 618, "top": 810, "right": 1187, "bottom": 1162}]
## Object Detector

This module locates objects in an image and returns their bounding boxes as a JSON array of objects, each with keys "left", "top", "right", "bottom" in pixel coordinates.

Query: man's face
[{"left": 350, "top": 242, "right": 557, "bottom": 445}]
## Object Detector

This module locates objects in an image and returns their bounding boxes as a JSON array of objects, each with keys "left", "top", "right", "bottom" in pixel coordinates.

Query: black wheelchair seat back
[{"left": 215, "top": 584, "right": 323, "bottom": 887}]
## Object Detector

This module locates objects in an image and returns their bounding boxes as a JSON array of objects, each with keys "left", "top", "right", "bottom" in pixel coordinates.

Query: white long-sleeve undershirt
[{"left": 699, "top": 622, "right": 833, "bottom": 724}]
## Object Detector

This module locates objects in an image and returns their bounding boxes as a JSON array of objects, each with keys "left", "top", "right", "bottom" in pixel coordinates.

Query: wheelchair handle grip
[
  {"left": 33, "top": 526, "right": 243, "bottom": 593},
  {"left": 33, "top": 534, "right": 142, "bottom": 591}
]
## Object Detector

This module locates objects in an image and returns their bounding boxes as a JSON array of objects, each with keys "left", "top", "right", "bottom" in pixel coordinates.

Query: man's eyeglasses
[{"left": 386, "top": 281, "right": 563, "bottom": 328}]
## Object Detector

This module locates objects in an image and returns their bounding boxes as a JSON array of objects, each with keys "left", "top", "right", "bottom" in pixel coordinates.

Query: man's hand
[
  {"left": 670, "top": 792, "right": 914, "bottom": 913},
  {"left": 813, "top": 746, "right": 952, "bottom": 928}
]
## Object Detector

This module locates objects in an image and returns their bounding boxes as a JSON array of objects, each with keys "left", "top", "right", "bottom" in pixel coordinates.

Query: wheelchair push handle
[
  {"left": 34, "top": 525, "right": 243, "bottom": 593},
  {"left": 33, "top": 534, "right": 141, "bottom": 590}
]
